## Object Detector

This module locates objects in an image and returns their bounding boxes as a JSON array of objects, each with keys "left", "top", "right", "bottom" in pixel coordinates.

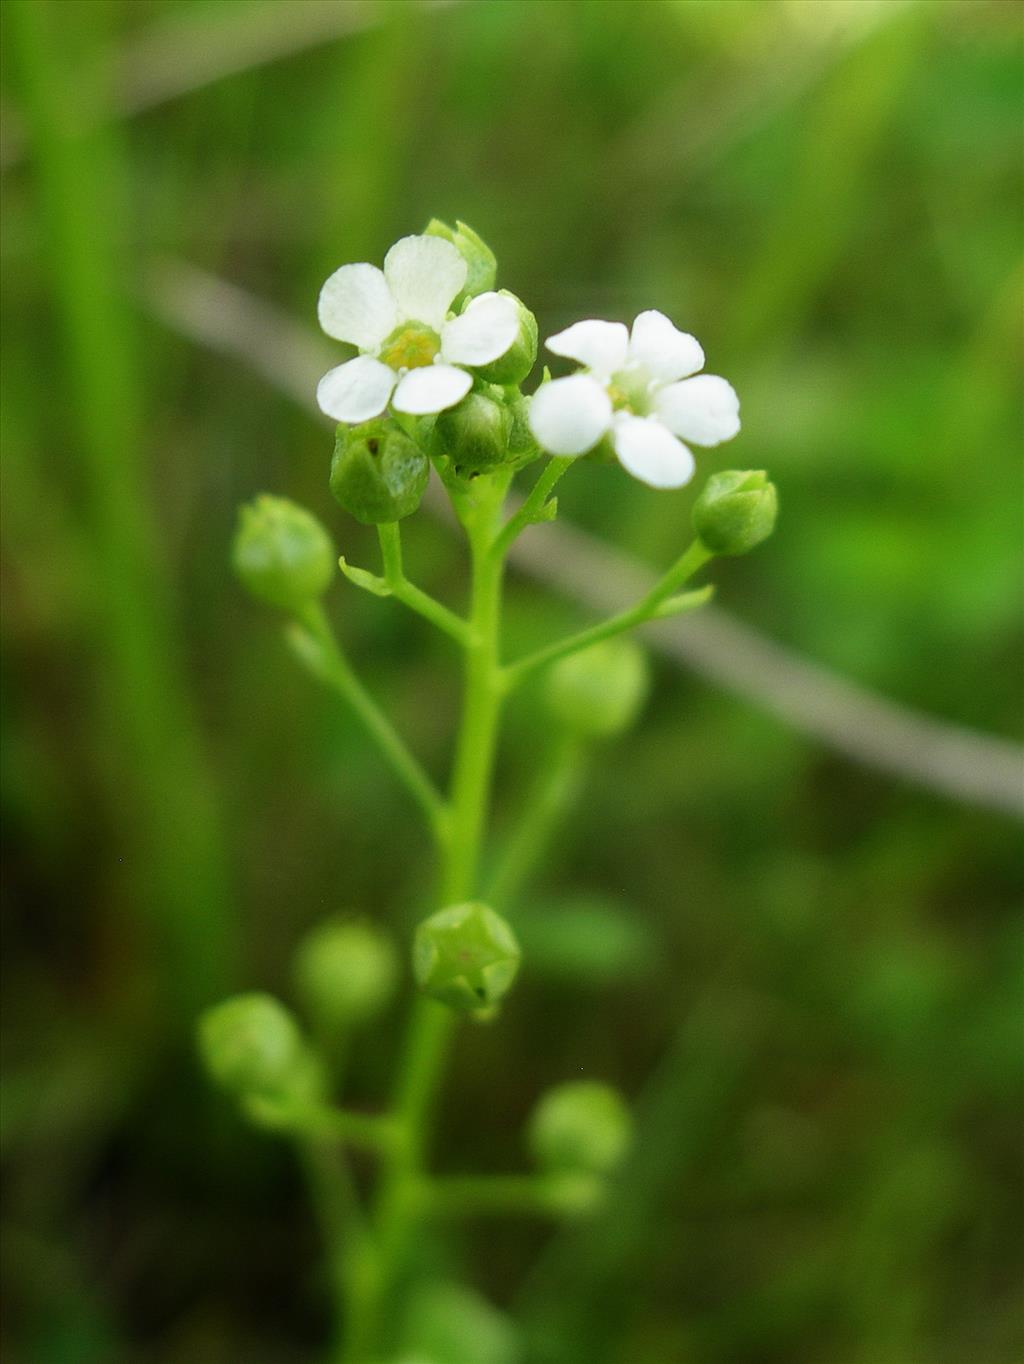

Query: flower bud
[
  {"left": 692, "top": 469, "right": 778, "bottom": 556},
  {"left": 293, "top": 917, "right": 398, "bottom": 1031},
  {"left": 546, "top": 639, "right": 648, "bottom": 738},
  {"left": 433, "top": 391, "right": 512, "bottom": 475},
  {"left": 232, "top": 495, "right": 334, "bottom": 611},
  {"left": 424, "top": 217, "right": 497, "bottom": 306},
  {"left": 528, "top": 1081, "right": 631, "bottom": 1176},
  {"left": 329, "top": 418, "right": 429, "bottom": 525},
  {"left": 197, "top": 993, "right": 304, "bottom": 1098},
  {"left": 471, "top": 291, "right": 538, "bottom": 386},
  {"left": 413, "top": 901, "right": 521, "bottom": 1012}
]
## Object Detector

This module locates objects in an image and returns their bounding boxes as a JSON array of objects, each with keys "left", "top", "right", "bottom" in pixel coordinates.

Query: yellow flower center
[{"left": 379, "top": 323, "right": 441, "bottom": 371}]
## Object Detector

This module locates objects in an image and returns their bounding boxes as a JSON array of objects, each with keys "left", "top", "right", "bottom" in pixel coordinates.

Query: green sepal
[
  {"left": 649, "top": 584, "right": 714, "bottom": 619},
  {"left": 424, "top": 217, "right": 497, "bottom": 307},
  {"left": 413, "top": 901, "right": 521, "bottom": 1012}
]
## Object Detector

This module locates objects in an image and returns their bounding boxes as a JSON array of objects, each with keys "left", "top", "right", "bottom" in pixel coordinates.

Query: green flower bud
[
  {"left": 293, "top": 917, "right": 398, "bottom": 1031},
  {"left": 413, "top": 901, "right": 521, "bottom": 1012},
  {"left": 433, "top": 391, "right": 512, "bottom": 475},
  {"left": 329, "top": 418, "right": 429, "bottom": 525},
  {"left": 692, "top": 469, "right": 778, "bottom": 556},
  {"left": 424, "top": 217, "right": 497, "bottom": 306},
  {"left": 546, "top": 639, "right": 648, "bottom": 738},
  {"left": 528, "top": 1081, "right": 631, "bottom": 1176},
  {"left": 197, "top": 993, "right": 304, "bottom": 1098},
  {"left": 471, "top": 291, "right": 538, "bottom": 386},
  {"left": 232, "top": 495, "right": 334, "bottom": 611}
]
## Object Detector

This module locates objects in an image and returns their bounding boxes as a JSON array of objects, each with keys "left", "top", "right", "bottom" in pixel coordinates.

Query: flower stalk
[{"left": 202, "top": 221, "right": 778, "bottom": 1363}]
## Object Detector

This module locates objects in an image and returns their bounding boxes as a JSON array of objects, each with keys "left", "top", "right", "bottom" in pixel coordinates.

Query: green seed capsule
[
  {"left": 197, "top": 993, "right": 304, "bottom": 1098},
  {"left": 692, "top": 469, "right": 778, "bottom": 556},
  {"left": 546, "top": 639, "right": 649, "bottom": 738},
  {"left": 413, "top": 902, "right": 521, "bottom": 1012},
  {"left": 232, "top": 495, "right": 334, "bottom": 611},
  {"left": 329, "top": 418, "right": 429, "bottom": 525},
  {"left": 528, "top": 1081, "right": 632, "bottom": 1176},
  {"left": 293, "top": 917, "right": 398, "bottom": 1031}
]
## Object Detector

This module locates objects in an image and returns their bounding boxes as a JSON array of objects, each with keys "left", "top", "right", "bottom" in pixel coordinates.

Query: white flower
[
  {"left": 316, "top": 234, "right": 520, "bottom": 423},
  {"left": 528, "top": 311, "right": 740, "bottom": 489}
]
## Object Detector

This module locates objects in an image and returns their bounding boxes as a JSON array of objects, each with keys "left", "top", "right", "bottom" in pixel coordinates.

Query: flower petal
[
  {"left": 317, "top": 263, "right": 398, "bottom": 350},
  {"left": 545, "top": 319, "right": 628, "bottom": 377},
  {"left": 440, "top": 292, "right": 520, "bottom": 366},
  {"left": 654, "top": 375, "right": 740, "bottom": 445},
  {"left": 383, "top": 235, "right": 467, "bottom": 330},
  {"left": 528, "top": 374, "right": 612, "bottom": 456},
  {"left": 316, "top": 355, "right": 396, "bottom": 423},
  {"left": 628, "top": 310, "right": 704, "bottom": 383},
  {"left": 391, "top": 363, "right": 472, "bottom": 415},
  {"left": 612, "top": 414, "right": 695, "bottom": 489}
]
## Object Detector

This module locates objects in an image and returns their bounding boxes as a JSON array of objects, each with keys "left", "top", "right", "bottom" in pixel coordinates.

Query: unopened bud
[
  {"left": 413, "top": 901, "right": 521, "bottom": 1012},
  {"left": 293, "top": 917, "right": 398, "bottom": 1031},
  {"left": 693, "top": 470, "right": 778, "bottom": 556},
  {"left": 434, "top": 391, "right": 512, "bottom": 475},
  {"left": 330, "top": 418, "right": 429, "bottom": 525},
  {"left": 546, "top": 639, "right": 648, "bottom": 738},
  {"left": 472, "top": 291, "right": 538, "bottom": 386},
  {"left": 424, "top": 218, "right": 497, "bottom": 306},
  {"left": 528, "top": 1081, "right": 631, "bottom": 1176},
  {"left": 197, "top": 993, "right": 304, "bottom": 1098},
  {"left": 233, "top": 495, "right": 334, "bottom": 611}
]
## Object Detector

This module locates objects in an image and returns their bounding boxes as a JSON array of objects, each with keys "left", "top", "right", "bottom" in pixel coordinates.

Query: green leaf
[{"left": 338, "top": 556, "right": 391, "bottom": 597}]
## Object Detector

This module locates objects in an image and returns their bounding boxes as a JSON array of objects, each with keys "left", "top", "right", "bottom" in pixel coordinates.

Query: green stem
[
  {"left": 290, "top": 602, "right": 449, "bottom": 844},
  {"left": 354, "top": 471, "right": 512, "bottom": 1359},
  {"left": 244, "top": 1095, "right": 403, "bottom": 1154},
  {"left": 298, "top": 1137, "right": 371, "bottom": 1362},
  {"left": 377, "top": 522, "right": 471, "bottom": 645},
  {"left": 490, "top": 456, "right": 574, "bottom": 562},
  {"left": 504, "top": 540, "right": 712, "bottom": 689},
  {"left": 418, "top": 1171, "right": 602, "bottom": 1219},
  {"left": 486, "top": 731, "right": 586, "bottom": 911}
]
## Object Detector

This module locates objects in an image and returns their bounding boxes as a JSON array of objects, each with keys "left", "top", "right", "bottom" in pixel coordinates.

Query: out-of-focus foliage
[{"left": 2, "top": 1, "right": 1021, "bottom": 1361}]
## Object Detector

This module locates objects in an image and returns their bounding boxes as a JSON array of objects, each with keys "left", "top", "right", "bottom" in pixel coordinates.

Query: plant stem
[
  {"left": 416, "top": 1172, "right": 599, "bottom": 1219},
  {"left": 504, "top": 540, "right": 712, "bottom": 689},
  {"left": 486, "top": 731, "right": 586, "bottom": 912},
  {"left": 352, "top": 471, "right": 512, "bottom": 1360},
  {"left": 490, "top": 456, "right": 574, "bottom": 562},
  {"left": 377, "top": 522, "right": 470, "bottom": 645},
  {"left": 245, "top": 1095, "right": 403, "bottom": 1153},
  {"left": 291, "top": 602, "right": 449, "bottom": 843}
]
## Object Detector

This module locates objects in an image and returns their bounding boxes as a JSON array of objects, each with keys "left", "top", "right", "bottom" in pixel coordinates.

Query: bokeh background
[{"left": 3, "top": 1, "right": 1023, "bottom": 1361}]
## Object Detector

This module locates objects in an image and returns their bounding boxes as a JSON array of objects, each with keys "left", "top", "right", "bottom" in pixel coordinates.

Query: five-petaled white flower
[
  {"left": 316, "top": 235, "right": 520, "bottom": 424},
  {"left": 528, "top": 312, "right": 740, "bottom": 488}
]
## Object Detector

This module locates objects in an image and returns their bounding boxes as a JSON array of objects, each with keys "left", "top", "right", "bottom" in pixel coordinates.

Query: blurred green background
[{"left": 2, "top": 0, "right": 1022, "bottom": 1360}]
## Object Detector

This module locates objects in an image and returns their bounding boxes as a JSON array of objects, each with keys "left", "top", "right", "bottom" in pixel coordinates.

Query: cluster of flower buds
[{"left": 413, "top": 900, "right": 521, "bottom": 1014}]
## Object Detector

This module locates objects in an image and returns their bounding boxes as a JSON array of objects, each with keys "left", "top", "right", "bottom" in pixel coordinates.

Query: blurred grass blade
[{"left": 7, "top": 0, "right": 235, "bottom": 1012}]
